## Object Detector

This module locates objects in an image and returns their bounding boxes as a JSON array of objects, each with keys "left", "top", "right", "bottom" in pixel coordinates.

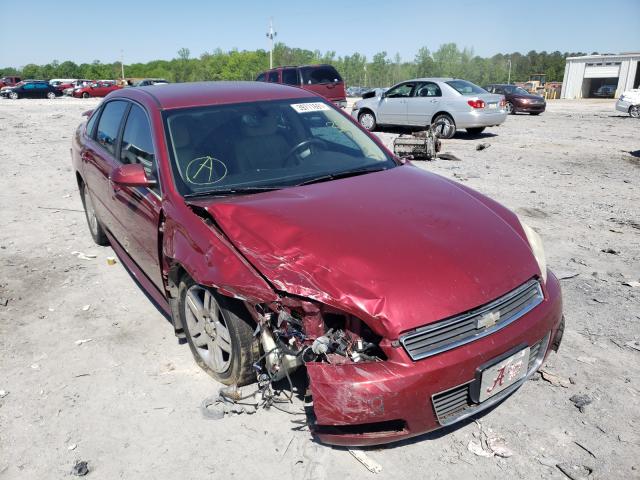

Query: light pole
[
  {"left": 120, "top": 49, "right": 125, "bottom": 81},
  {"left": 507, "top": 58, "right": 512, "bottom": 84},
  {"left": 266, "top": 18, "right": 277, "bottom": 69}
]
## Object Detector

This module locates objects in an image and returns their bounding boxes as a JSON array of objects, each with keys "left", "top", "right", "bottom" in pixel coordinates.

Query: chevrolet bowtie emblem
[{"left": 478, "top": 311, "right": 500, "bottom": 329}]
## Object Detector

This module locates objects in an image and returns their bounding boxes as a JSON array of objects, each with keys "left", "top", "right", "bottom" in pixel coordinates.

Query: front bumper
[
  {"left": 308, "top": 271, "right": 563, "bottom": 446},
  {"left": 515, "top": 102, "right": 546, "bottom": 113},
  {"left": 616, "top": 99, "right": 632, "bottom": 114}
]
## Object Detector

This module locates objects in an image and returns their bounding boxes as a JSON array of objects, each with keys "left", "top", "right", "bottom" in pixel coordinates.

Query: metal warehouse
[{"left": 561, "top": 52, "right": 640, "bottom": 99}]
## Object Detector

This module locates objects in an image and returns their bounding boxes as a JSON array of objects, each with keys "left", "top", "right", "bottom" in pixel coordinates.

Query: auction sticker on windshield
[
  {"left": 479, "top": 347, "right": 530, "bottom": 402},
  {"left": 291, "top": 102, "right": 331, "bottom": 113}
]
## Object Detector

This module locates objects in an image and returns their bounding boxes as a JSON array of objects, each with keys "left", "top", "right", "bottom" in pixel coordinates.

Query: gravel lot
[{"left": 0, "top": 96, "right": 638, "bottom": 479}]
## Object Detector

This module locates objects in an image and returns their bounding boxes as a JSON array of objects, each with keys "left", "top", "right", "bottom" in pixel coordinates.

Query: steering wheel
[{"left": 283, "top": 138, "right": 328, "bottom": 166}]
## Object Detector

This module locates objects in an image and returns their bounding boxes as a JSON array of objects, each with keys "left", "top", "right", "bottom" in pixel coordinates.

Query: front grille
[
  {"left": 400, "top": 279, "right": 543, "bottom": 361},
  {"left": 432, "top": 335, "right": 548, "bottom": 424}
]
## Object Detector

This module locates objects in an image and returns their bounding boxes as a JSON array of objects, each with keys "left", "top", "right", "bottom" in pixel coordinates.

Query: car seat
[{"left": 234, "top": 113, "right": 290, "bottom": 171}]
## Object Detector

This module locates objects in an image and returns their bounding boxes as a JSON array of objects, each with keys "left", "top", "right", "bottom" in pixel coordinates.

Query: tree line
[{"left": 2, "top": 43, "right": 589, "bottom": 87}]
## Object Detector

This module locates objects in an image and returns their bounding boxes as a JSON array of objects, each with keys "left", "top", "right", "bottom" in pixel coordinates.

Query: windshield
[
  {"left": 164, "top": 98, "right": 395, "bottom": 196},
  {"left": 446, "top": 80, "right": 487, "bottom": 95}
]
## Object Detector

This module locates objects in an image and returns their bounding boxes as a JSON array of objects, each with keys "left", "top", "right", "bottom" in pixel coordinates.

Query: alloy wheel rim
[
  {"left": 631, "top": 106, "right": 639, "bottom": 118},
  {"left": 360, "top": 113, "right": 374, "bottom": 130},
  {"left": 506, "top": 102, "right": 513, "bottom": 113},
  {"left": 47, "top": 92, "right": 55, "bottom": 99},
  {"left": 184, "top": 285, "right": 232, "bottom": 374}
]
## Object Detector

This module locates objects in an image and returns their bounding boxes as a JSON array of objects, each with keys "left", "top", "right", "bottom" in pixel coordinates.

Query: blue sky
[{"left": 0, "top": 0, "right": 638, "bottom": 67}]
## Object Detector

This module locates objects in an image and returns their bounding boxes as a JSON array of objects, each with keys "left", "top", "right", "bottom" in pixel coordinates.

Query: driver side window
[
  {"left": 120, "top": 104, "right": 158, "bottom": 189},
  {"left": 386, "top": 83, "right": 415, "bottom": 98}
]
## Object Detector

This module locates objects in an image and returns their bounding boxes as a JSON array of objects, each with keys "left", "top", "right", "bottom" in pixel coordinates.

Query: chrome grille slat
[{"left": 401, "top": 279, "right": 543, "bottom": 361}]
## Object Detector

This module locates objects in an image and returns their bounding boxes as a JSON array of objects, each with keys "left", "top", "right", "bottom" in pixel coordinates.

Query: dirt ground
[{"left": 0, "top": 96, "right": 638, "bottom": 480}]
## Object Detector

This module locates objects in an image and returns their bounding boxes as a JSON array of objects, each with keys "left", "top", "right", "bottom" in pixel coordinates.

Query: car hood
[{"left": 198, "top": 165, "right": 539, "bottom": 338}]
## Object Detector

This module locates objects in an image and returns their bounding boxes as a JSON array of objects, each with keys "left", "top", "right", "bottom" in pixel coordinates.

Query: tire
[
  {"left": 46, "top": 91, "right": 56, "bottom": 99},
  {"left": 358, "top": 110, "right": 377, "bottom": 131},
  {"left": 9, "top": 92, "right": 18, "bottom": 100},
  {"left": 630, "top": 105, "right": 640, "bottom": 118},
  {"left": 82, "top": 92, "right": 90, "bottom": 99},
  {"left": 505, "top": 101, "right": 515, "bottom": 114},
  {"left": 178, "top": 277, "right": 258, "bottom": 386},
  {"left": 432, "top": 113, "right": 456, "bottom": 139},
  {"left": 466, "top": 127, "right": 486, "bottom": 135},
  {"left": 530, "top": 112, "right": 541, "bottom": 116},
  {"left": 80, "top": 182, "right": 109, "bottom": 246}
]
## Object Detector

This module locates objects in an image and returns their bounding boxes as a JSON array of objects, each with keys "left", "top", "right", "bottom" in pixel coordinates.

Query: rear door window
[
  {"left": 120, "top": 104, "right": 157, "bottom": 181},
  {"left": 267, "top": 71, "right": 279, "bottom": 82},
  {"left": 300, "top": 66, "right": 342, "bottom": 85},
  {"left": 282, "top": 68, "right": 299, "bottom": 86},
  {"left": 95, "top": 100, "right": 128, "bottom": 156}
]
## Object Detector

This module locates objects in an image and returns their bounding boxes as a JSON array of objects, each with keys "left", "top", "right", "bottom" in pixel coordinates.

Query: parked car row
[{"left": 0, "top": 78, "right": 170, "bottom": 100}]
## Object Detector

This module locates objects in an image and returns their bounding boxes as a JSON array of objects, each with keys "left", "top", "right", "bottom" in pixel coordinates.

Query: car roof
[
  {"left": 403, "top": 77, "right": 455, "bottom": 83},
  {"left": 264, "top": 64, "right": 336, "bottom": 72},
  {"left": 109, "top": 81, "right": 316, "bottom": 110}
]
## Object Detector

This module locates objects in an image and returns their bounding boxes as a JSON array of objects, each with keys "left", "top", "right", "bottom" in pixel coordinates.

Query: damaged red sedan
[{"left": 71, "top": 82, "right": 564, "bottom": 446}]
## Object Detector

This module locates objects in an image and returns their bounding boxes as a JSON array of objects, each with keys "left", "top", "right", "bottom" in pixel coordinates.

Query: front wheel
[
  {"left": 530, "top": 112, "right": 541, "bottom": 116},
  {"left": 82, "top": 92, "right": 90, "bottom": 99},
  {"left": 46, "top": 91, "right": 56, "bottom": 99},
  {"left": 179, "top": 278, "right": 258, "bottom": 386},
  {"left": 630, "top": 105, "right": 640, "bottom": 118},
  {"left": 466, "top": 127, "right": 486, "bottom": 135},
  {"left": 9, "top": 92, "right": 18, "bottom": 100},
  {"left": 432, "top": 114, "right": 456, "bottom": 139},
  {"left": 358, "top": 111, "right": 377, "bottom": 131},
  {"left": 505, "top": 101, "right": 515, "bottom": 114}
]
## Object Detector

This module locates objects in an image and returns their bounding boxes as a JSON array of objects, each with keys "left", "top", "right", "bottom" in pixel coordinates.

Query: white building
[{"left": 561, "top": 53, "right": 640, "bottom": 99}]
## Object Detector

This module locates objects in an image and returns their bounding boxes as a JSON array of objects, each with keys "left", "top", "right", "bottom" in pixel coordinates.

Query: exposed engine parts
[
  {"left": 393, "top": 125, "right": 442, "bottom": 161},
  {"left": 212, "top": 301, "right": 385, "bottom": 418}
]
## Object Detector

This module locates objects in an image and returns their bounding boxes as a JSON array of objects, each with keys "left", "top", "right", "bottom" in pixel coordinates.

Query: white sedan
[{"left": 616, "top": 89, "right": 640, "bottom": 118}]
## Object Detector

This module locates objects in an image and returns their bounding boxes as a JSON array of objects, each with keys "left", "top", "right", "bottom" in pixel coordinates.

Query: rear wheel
[
  {"left": 46, "top": 91, "right": 56, "bottom": 99},
  {"left": 432, "top": 114, "right": 456, "bottom": 139},
  {"left": 80, "top": 182, "right": 109, "bottom": 246},
  {"left": 505, "top": 101, "right": 515, "bottom": 114},
  {"left": 9, "top": 92, "right": 18, "bottom": 100},
  {"left": 466, "top": 127, "right": 486, "bottom": 135},
  {"left": 630, "top": 105, "right": 640, "bottom": 118},
  {"left": 82, "top": 92, "right": 90, "bottom": 99},
  {"left": 178, "top": 278, "right": 258, "bottom": 386},
  {"left": 358, "top": 111, "right": 377, "bottom": 131}
]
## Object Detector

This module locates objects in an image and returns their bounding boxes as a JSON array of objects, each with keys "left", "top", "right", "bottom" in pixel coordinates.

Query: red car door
[
  {"left": 81, "top": 100, "right": 129, "bottom": 234},
  {"left": 112, "top": 103, "right": 163, "bottom": 289}
]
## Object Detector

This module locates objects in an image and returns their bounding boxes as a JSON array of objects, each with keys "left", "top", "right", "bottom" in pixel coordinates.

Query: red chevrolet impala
[{"left": 71, "top": 82, "right": 564, "bottom": 446}]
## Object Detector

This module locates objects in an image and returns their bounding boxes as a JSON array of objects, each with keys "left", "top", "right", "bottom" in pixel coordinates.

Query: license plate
[
  {"left": 488, "top": 102, "right": 498, "bottom": 109},
  {"left": 479, "top": 347, "right": 529, "bottom": 402}
]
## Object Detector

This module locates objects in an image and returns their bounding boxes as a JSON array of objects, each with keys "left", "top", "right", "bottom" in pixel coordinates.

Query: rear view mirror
[{"left": 110, "top": 163, "right": 156, "bottom": 187}]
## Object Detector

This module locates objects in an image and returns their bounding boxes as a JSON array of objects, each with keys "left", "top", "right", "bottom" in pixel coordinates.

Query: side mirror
[
  {"left": 82, "top": 109, "right": 93, "bottom": 118},
  {"left": 110, "top": 163, "right": 156, "bottom": 187}
]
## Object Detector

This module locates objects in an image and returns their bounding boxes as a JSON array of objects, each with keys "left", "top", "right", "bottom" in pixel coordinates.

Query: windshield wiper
[
  {"left": 183, "top": 186, "right": 281, "bottom": 198},
  {"left": 295, "top": 166, "right": 388, "bottom": 187}
]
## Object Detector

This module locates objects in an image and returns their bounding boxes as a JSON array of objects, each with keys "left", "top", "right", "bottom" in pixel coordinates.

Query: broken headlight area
[{"left": 248, "top": 298, "right": 387, "bottom": 382}]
